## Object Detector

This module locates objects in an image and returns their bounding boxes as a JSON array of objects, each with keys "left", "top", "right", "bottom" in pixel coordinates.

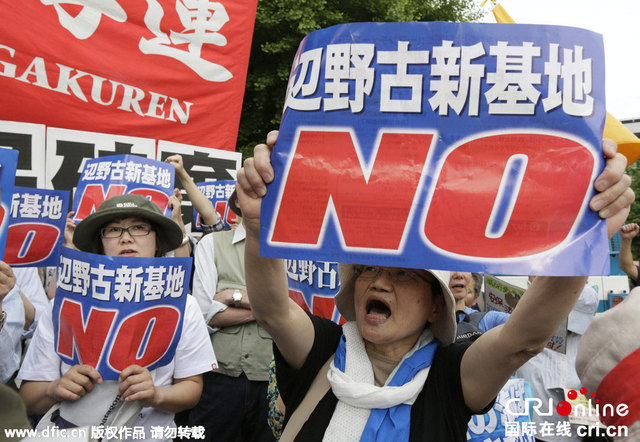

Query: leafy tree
[
  {"left": 624, "top": 161, "right": 640, "bottom": 258},
  {"left": 236, "top": 0, "right": 483, "bottom": 158}
]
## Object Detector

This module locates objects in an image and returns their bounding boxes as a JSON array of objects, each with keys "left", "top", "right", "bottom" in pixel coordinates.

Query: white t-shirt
[
  {"left": 18, "top": 295, "right": 216, "bottom": 441},
  {"left": 13, "top": 266, "right": 49, "bottom": 339},
  {"left": 191, "top": 224, "right": 246, "bottom": 333},
  {"left": 0, "top": 286, "right": 24, "bottom": 383}
]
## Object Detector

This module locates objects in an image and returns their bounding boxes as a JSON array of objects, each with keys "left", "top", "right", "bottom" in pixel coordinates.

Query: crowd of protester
[{"left": 1, "top": 137, "right": 639, "bottom": 442}]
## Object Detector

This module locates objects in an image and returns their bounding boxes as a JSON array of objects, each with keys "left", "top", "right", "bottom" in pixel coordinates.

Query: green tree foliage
[
  {"left": 236, "top": 0, "right": 483, "bottom": 158},
  {"left": 625, "top": 161, "right": 640, "bottom": 257}
]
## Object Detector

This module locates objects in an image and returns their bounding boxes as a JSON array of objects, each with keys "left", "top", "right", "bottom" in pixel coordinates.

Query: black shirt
[{"left": 275, "top": 313, "right": 489, "bottom": 441}]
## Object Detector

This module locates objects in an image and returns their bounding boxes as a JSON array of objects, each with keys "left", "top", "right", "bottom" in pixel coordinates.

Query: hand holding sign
[
  {"left": 118, "top": 365, "right": 156, "bottom": 407},
  {"left": 48, "top": 364, "right": 103, "bottom": 403},
  {"left": 236, "top": 130, "right": 277, "bottom": 236},
  {"left": 592, "top": 139, "right": 633, "bottom": 238}
]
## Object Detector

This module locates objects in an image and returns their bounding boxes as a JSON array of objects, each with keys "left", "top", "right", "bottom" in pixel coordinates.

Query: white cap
[{"left": 567, "top": 285, "right": 598, "bottom": 335}]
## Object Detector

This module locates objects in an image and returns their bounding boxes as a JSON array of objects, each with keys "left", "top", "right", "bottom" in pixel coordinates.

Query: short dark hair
[{"left": 471, "top": 273, "right": 483, "bottom": 298}]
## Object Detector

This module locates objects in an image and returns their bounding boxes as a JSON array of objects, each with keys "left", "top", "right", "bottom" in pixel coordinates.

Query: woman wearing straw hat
[
  {"left": 235, "top": 132, "right": 633, "bottom": 441},
  {"left": 18, "top": 194, "right": 216, "bottom": 441}
]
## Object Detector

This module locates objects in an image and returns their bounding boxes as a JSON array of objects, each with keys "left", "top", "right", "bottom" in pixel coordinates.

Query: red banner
[{"left": 0, "top": 0, "right": 257, "bottom": 151}]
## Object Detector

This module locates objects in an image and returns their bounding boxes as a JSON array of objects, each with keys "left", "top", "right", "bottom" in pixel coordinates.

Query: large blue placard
[
  {"left": 52, "top": 248, "right": 191, "bottom": 380},
  {"left": 259, "top": 22, "right": 608, "bottom": 276}
]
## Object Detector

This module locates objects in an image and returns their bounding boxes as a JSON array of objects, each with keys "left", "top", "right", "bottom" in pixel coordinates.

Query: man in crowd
[
  {"left": 450, "top": 271, "right": 509, "bottom": 342},
  {"left": 516, "top": 284, "right": 599, "bottom": 441},
  {"left": 619, "top": 222, "right": 640, "bottom": 288},
  {"left": 0, "top": 262, "right": 48, "bottom": 386},
  {"left": 189, "top": 193, "right": 274, "bottom": 441}
]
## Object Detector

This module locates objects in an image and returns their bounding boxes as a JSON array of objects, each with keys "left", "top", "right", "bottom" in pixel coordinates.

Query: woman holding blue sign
[
  {"left": 236, "top": 132, "right": 633, "bottom": 441},
  {"left": 18, "top": 194, "right": 216, "bottom": 441}
]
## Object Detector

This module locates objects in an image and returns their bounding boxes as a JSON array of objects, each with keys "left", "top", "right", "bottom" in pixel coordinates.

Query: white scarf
[{"left": 323, "top": 322, "right": 434, "bottom": 442}]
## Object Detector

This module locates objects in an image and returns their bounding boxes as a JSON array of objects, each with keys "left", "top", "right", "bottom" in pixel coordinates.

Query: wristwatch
[
  {"left": 0, "top": 310, "right": 6, "bottom": 331},
  {"left": 232, "top": 290, "right": 243, "bottom": 307}
]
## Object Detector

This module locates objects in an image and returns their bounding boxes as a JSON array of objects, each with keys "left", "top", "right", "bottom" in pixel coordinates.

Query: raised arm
[
  {"left": 236, "top": 131, "right": 315, "bottom": 370},
  {"left": 619, "top": 223, "right": 639, "bottom": 281},
  {"left": 168, "top": 189, "right": 191, "bottom": 258},
  {"left": 166, "top": 154, "right": 221, "bottom": 227},
  {"left": 460, "top": 139, "right": 634, "bottom": 412}
]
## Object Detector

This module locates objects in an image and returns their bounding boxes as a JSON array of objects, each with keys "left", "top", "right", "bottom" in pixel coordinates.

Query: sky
[{"left": 476, "top": 0, "right": 640, "bottom": 121}]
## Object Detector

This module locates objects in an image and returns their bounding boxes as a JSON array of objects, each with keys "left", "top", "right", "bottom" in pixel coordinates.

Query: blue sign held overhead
[{"left": 260, "top": 22, "right": 608, "bottom": 276}]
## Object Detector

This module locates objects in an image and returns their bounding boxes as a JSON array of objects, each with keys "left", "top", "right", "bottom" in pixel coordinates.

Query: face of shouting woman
[{"left": 353, "top": 266, "right": 443, "bottom": 360}]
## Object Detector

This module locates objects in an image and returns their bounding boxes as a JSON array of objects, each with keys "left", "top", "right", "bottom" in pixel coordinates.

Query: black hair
[{"left": 471, "top": 273, "right": 483, "bottom": 298}]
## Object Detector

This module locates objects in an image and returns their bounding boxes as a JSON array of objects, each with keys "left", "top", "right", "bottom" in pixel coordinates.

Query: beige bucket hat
[{"left": 334, "top": 264, "right": 456, "bottom": 345}]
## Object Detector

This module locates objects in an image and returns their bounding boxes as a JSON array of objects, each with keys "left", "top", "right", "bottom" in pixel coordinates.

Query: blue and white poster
[
  {"left": 194, "top": 180, "right": 237, "bottom": 230},
  {"left": 468, "top": 378, "right": 536, "bottom": 442},
  {"left": 52, "top": 248, "right": 191, "bottom": 380},
  {"left": 6, "top": 186, "right": 70, "bottom": 267},
  {"left": 259, "top": 22, "right": 608, "bottom": 276},
  {"left": 285, "top": 259, "right": 343, "bottom": 323},
  {"left": 72, "top": 155, "right": 175, "bottom": 223}
]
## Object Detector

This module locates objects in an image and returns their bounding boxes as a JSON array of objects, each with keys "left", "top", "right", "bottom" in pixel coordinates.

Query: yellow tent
[{"left": 487, "top": 1, "right": 640, "bottom": 166}]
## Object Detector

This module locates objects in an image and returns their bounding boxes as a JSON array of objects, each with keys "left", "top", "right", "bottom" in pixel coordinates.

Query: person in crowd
[
  {"left": 189, "top": 192, "right": 275, "bottom": 441},
  {"left": 17, "top": 194, "right": 216, "bottom": 441},
  {"left": 12, "top": 267, "right": 48, "bottom": 337},
  {"left": 168, "top": 187, "right": 194, "bottom": 258},
  {"left": 0, "top": 263, "right": 49, "bottom": 386},
  {"left": 618, "top": 222, "right": 640, "bottom": 288},
  {"left": 576, "top": 286, "right": 640, "bottom": 441},
  {"left": 0, "top": 262, "right": 24, "bottom": 384},
  {"left": 166, "top": 154, "right": 225, "bottom": 235},
  {"left": 464, "top": 272, "right": 483, "bottom": 311},
  {"left": 450, "top": 272, "right": 509, "bottom": 342},
  {"left": 235, "top": 132, "right": 632, "bottom": 441},
  {"left": 516, "top": 284, "right": 599, "bottom": 442}
]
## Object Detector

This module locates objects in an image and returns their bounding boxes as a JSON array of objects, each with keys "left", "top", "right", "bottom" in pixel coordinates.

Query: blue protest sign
[
  {"left": 0, "top": 148, "right": 19, "bottom": 259},
  {"left": 194, "top": 180, "right": 237, "bottom": 230},
  {"left": 285, "top": 259, "right": 342, "bottom": 323},
  {"left": 52, "top": 248, "right": 191, "bottom": 380},
  {"left": 72, "top": 155, "right": 175, "bottom": 223},
  {"left": 6, "top": 186, "right": 70, "bottom": 267},
  {"left": 260, "top": 22, "right": 608, "bottom": 276},
  {"left": 468, "top": 378, "right": 536, "bottom": 441}
]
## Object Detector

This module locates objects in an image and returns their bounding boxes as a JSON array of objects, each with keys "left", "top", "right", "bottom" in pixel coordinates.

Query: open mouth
[
  {"left": 366, "top": 298, "right": 391, "bottom": 320},
  {"left": 451, "top": 283, "right": 465, "bottom": 291},
  {"left": 119, "top": 249, "right": 137, "bottom": 256}
]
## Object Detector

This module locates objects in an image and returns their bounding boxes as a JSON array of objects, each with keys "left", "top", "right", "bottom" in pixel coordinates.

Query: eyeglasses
[
  {"left": 100, "top": 223, "right": 154, "bottom": 238},
  {"left": 355, "top": 266, "right": 433, "bottom": 284}
]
